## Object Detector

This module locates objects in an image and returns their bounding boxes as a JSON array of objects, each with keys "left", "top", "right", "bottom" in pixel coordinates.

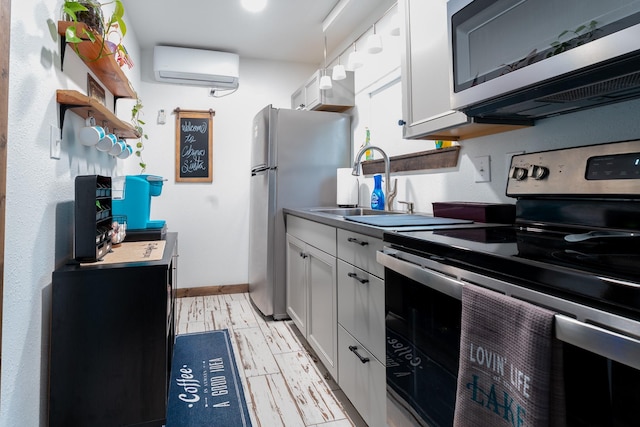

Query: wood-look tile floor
[{"left": 175, "top": 293, "right": 367, "bottom": 427}]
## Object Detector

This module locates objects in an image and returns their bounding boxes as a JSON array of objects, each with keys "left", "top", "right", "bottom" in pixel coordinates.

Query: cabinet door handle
[
  {"left": 349, "top": 345, "right": 370, "bottom": 364},
  {"left": 347, "top": 272, "right": 369, "bottom": 284},
  {"left": 299, "top": 252, "right": 308, "bottom": 259},
  {"left": 347, "top": 237, "right": 368, "bottom": 246}
]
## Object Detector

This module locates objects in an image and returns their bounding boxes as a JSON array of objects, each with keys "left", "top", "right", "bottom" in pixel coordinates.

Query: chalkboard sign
[{"left": 175, "top": 109, "right": 214, "bottom": 182}]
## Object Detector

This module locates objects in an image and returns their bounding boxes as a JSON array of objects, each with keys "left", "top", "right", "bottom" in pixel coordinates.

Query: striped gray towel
[{"left": 453, "top": 284, "right": 565, "bottom": 426}]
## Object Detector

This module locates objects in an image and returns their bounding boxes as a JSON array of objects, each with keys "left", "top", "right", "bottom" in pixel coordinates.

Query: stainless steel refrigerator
[{"left": 249, "top": 105, "right": 351, "bottom": 319}]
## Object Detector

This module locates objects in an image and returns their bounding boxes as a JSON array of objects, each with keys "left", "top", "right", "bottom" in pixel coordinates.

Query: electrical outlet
[
  {"left": 473, "top": 155, "right": 491, "bottom": 182},
  {"left": 50, "top": 124, "right": 61, "bottom": 159}
]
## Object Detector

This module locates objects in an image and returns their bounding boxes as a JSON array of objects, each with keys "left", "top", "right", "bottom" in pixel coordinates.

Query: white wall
[
  {"left": 1, "top": 1, "right": 139, "bottom": 425},
  {"left": 126, "top": 50, "right": 315, "bottom": 288}
]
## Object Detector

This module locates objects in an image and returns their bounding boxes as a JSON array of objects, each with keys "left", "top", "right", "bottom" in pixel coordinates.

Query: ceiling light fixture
[
  {"left": 389, "top": 12, "right": 400, "bottom": 36},
  {"left": 241, "top": 0, "right": 267, "bottom": 13},
  {"left": 347, "top": 43, "right": 363, "bottom": 71},
  {"left": 366, "top": 24, "right": 383, "bottom": 54},
  {"left": 332, "top": 60, "right": 347, "bottom": 81},
  {"left": 319, "top": 35, "right": 333, "bottom": 90}
]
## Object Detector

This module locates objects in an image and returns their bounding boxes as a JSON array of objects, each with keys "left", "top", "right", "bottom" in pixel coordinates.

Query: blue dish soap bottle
[{"left": 371, "top": 174, "right": 385, "bottom": 210}]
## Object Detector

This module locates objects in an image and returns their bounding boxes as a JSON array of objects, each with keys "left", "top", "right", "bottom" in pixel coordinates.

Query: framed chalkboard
[{"left": 175, "top": 109, "right": 214, "bottom": 182}]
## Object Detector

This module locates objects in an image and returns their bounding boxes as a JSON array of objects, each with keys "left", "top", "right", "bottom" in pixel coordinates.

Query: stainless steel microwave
[{"left": 447, "top": 0, "right": 640, "bottom": 121}]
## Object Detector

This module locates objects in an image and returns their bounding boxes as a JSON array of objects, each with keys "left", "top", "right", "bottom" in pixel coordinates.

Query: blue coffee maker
[{"left": 112, "top": 175, "right": 166, "bottom": 231}]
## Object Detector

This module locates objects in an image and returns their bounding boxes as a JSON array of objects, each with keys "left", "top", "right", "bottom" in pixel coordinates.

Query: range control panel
[{"left": 506, "top": 140, "right": 640, "bottom": 197}]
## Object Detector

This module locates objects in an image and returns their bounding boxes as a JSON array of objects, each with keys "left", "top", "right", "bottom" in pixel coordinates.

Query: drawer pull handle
[
  {"left": 349, "top": 345, "right": 370, "bottom": 364},
  {"left": 347, "top": 237, "right": 369, "bottom": 246},
  {"left": 347, "top": 272, "right": 369, "bottom": 284}
]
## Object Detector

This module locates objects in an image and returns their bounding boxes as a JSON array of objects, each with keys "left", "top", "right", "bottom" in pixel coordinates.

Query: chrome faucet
[{"left": 352, "top": 145, "right": 397, "bottom": 211}]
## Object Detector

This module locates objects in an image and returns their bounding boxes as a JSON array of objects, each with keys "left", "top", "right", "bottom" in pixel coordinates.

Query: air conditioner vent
[{"left": 153, "top": 46, "right": 239, "bottom": 89}]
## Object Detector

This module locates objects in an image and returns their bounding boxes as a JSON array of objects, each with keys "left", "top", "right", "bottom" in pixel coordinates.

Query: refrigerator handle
[{"left": 251, "top": 165, "right": 271, "bottom": 175}]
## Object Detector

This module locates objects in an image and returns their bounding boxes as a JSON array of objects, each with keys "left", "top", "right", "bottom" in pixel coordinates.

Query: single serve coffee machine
[{"left": 112, "top": 175, "right": 166, "bottom": 239}]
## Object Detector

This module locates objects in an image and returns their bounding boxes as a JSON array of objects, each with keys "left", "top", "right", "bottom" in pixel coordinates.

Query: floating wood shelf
[
  {"left": 361, "top": 146, "right": 460, "bottom": 175},
  {"left": 57, "top": 90, "right": 139, "bottom": 139},
  {"left": 58, "top": 21, "right": 136, "bottom": 99}
]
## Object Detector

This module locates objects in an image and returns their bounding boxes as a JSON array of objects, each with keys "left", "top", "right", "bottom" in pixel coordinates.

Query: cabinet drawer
[
  {"left": 287, "top": 215, "right": 336, "bottom": 256},
  {"left": 337, "top": 229, "right": 384, "bottom": 278},
  {"left": 337, "top": 259, "right": 385, "bottom": 363},
  {"left": 338, "top": 326, "right": 386, "bottom": 427}
]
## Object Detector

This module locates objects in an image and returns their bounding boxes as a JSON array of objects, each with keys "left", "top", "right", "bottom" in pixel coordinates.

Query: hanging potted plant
[
  {"left": 131, "top": 95, "right": 149, "bottom": 172},
  {"left": 62, "top": 0, "right": 128, "bottom": 63}
]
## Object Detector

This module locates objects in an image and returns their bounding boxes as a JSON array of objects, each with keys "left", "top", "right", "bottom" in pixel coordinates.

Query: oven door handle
[
  {"left": 377, "top": 249, "right": 463, "bottom": 300},
  {"left": 555, "top": 315, "right": 640, "bottom": 370}
]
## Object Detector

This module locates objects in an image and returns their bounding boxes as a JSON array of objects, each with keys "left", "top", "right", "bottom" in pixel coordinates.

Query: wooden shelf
[
  {"left": 58, "top": 21, "right": 136, "bottom": 99},
  {"left": 361, "top": 146, "right": 460, "bottom": 175},
  {"left": 57, "top": 90, "right": 139, "bottom": 139}
]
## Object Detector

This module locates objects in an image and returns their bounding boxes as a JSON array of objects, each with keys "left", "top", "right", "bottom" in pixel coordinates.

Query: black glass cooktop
[{"left": 384, "top": 225, "right": 640, "bottom": 319}]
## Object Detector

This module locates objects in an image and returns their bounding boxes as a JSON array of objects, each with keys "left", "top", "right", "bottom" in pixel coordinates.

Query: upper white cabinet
[
  {"left": 399, "top": 0, "right": 530, "bottom": 140},
  {"left": 291, "top": 70, "right": 355, "bottom": 113}
]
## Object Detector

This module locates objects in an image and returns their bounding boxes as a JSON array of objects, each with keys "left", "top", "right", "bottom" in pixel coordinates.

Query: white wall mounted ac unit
[{"left": 153, "top": 46, "right": 239, "bottom": 89}]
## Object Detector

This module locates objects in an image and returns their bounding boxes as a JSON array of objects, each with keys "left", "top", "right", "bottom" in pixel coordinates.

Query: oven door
[
  {"left": 379, "top": 247, "right": 640, "bottom": 427},
  {"left": 383, "top": 251, "right": 464, "bottom": 426}
]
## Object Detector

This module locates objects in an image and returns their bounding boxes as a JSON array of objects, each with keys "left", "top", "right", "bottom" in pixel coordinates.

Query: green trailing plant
[
  {"left": 62, "top": 0, "right": 127, "bottom": 62},
  {"left": 131, "top": 96, "right": 149, "bottom": 172}
]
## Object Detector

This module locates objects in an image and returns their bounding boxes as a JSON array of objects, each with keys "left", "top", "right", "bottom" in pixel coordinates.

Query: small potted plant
[{"left": 62, "top": 0, "right": 127, "bottom": 63}]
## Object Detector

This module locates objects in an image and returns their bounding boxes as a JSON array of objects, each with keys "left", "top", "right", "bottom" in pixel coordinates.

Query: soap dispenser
[{"left": 371, "top": 174, "right": 385, "bottom": 210}]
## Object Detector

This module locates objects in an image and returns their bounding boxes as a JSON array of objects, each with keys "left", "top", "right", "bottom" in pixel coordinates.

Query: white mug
[
  {"left": 117, "top": 144, "right": 133, "bottom": 159},
  {"left": 79, "top": 117, "right": 105, "bottom": 146},
  {"left": 96, "top": 133, "right": 117, "bottom": 152},
  {"left": 109, "top": 139, "right": 126, "bottom": 156}
]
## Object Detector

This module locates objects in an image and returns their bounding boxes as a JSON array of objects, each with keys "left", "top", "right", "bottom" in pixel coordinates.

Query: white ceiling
[{"left": 121, "top": 0, "right": 396, "bottom": 65}]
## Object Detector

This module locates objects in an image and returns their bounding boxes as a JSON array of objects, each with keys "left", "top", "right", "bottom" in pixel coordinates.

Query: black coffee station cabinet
[{"left": 49, "top": 233, "right": 178, "bottom": 427}]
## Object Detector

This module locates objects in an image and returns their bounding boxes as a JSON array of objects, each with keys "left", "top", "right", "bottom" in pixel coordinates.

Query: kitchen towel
[
  {"left": 336, "top": 168, "right": 359, "bottom": 207},
  {"left": 167, "top": 330, "right": 252, "bottom": 427},
  {"left": 453, "top": 284, "right": 565, "bottom": 427}
]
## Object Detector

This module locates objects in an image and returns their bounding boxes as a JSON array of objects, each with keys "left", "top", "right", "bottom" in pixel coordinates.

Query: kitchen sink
[{"left": 309, "top": 207, "right": 403, "bottom": 216}]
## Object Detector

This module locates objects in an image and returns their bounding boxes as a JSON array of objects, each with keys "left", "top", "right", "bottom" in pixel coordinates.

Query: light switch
[
  {"left": 473, "top": 155, "right": 491, "bottom": 182},
  {"left": 50, "top": 124, "right": 61, "bottom": 159}
]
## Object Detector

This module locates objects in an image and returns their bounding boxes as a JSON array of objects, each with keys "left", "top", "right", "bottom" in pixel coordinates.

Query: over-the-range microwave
[{"left": 447, "top": 0, "right": 640, "bottom": 121}]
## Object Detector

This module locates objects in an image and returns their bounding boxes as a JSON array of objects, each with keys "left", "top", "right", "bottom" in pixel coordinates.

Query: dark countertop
[
  {"left": 284, "top": 207, "right": 494, "bottom": 239},
  {"left": 284, "top": 207, "right": 390, "bottom": 239}
]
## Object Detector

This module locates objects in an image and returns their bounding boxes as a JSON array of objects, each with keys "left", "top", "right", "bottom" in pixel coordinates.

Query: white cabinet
[
  {"left": 337, "top": 260, "right": 385, "bottom": 363},
  {"left": 338, "top": 326, "right": 386, "bottom": 427},
  {"left": 286, "top": 216, "right": 338, "bottom": 380},
  {"left": 286, "top": 235, "right": 308, "bottom": 336},
  {"left": 286, "top": 216, "right": 387, "bottom": 425},
  {"left": 291, "top": 70, "right": 355, "bottom": 113},
  {"left": 400, "top": 0, "right": 529, "bottom": 140},
  {"left": 307, "top": 244, "right": 338, "bottom": 379},
  {"left": 400, "top": 0, "right": 467, "bottom": 140},
  {"left": 336, "top": 229, "right": 386, "bottom": 427}
]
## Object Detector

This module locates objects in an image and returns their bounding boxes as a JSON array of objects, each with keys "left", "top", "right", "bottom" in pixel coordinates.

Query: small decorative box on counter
[{"left": 432, "top": 202, "right": 516, "bottom": 224}]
